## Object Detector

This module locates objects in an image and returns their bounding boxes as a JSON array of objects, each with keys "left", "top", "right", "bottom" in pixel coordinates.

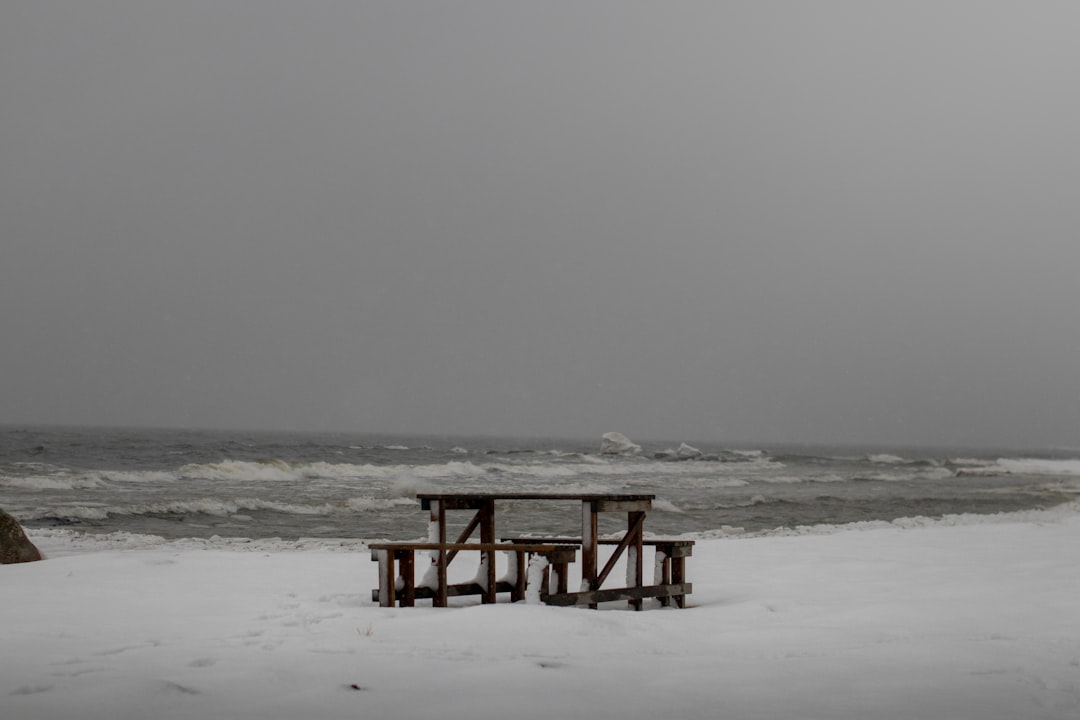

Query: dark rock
[{"left": 0, "top": 507, "right": 43, "bottom": 564}]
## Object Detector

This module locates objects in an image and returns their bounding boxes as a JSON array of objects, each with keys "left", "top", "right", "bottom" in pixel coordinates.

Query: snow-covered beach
[
  {"left": 7, "top": 505, "right": 1079, "bottom": 720},
  {"left": 7, "top": 0, "right": 1080, "bottom": 716}
]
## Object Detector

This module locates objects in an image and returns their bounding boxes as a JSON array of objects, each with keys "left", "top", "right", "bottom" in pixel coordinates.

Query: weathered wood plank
[
  {"left": 374, "top": 549, "right": 394, "bottom": 607},
  {"left": 594, "top": 512, "right": 645, "bottom": 589},
  {"left": 369, "top": 543, "right": 580, "bottom": 606},
  {"left": 445, "top": 509, "right": 483, "bottom": 566},
  {"left": 540, "top": 583, "right": 693, "bottom": 608},
  {"left": 628, "top": 511, "right": 645, "bottom": 611},
  {"left": 369, "top": 542, "right": 578, "bottom": 555},
  {"left": 421, "top": 497, "right": 489, "bottom": 511},
  {"left": 398, "top": 550, "right": 414, "bottom": 606},
  {"left": 500, "top": 536, "right": 694, "bottom": 551},
  {"left": 418, "top": 493, "right": 655, "bottom": 507},
  {"left": 480, "top": 499, "right": 496, "bottom": 604},
  {"left": 662, "top": 544, "right": 694, "bottom": 558},
  {"left": 430, "top": 500, "right": 448, "bottom": 607},
  {"left": 511, "top": 550, "right": 526, "bottom": 602},
  {"left": 671, "top": 555, "right": 688, "bottom": 608},
  {"left": 370, "top": 580, "right": 523, "bottom": 603},
  {"left": 582, "top": 501, "right": 598, "bottom": 594}
]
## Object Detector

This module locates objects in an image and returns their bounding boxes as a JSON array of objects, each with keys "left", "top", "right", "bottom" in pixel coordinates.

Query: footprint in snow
[{"left": 11, "top": 685, "right": 54, "bottom": 696}]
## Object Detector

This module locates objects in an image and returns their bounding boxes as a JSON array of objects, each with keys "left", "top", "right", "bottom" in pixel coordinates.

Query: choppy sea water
[{"left": 2, "top": 426, "right": 1078, "bottom": 543}]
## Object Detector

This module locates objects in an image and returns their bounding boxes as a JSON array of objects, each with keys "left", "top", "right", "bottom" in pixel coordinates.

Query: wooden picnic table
[{"left": 369, "top": 492, "right": 691, "bottom": 610}]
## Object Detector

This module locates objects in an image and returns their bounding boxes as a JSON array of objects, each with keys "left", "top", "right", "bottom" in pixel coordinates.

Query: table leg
[
  {"left": 429, "top": 500, "right": 448, "bottom": 607},
  {"left": 481, "top": 498, "right": 496, "bottom": 604},
  {"left": 629, "top": 510, "right": 645, "bottom": 611},
  {"left": 582, "top": 501, "right": 598, "bottom": 608}
]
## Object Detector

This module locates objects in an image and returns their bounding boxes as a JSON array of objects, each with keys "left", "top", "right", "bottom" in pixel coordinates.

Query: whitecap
[
  {"left": 343, "top": 496, "right": 420, "bottom": 512},
  {"left": 0, "top": 474, "right": 105, "bottom": 491},
  {"left": 650, "top": 498, "right": 684, "bottom": 513},
  {"left": 997, "top": 458, "right": 1080, "bottom": 476},
  {"left": 868, "top": 454, "right": 906, "bottom": 464}
]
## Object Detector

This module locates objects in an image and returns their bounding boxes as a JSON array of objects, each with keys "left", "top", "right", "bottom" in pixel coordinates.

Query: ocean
[{"left": 3, "top": 426, "right": 1078, "bottom": 544}]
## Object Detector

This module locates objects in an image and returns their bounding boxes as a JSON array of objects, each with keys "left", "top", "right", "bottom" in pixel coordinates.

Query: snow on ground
[{"left": 5, "top": 506, "right": 1080, "bottom": 720}]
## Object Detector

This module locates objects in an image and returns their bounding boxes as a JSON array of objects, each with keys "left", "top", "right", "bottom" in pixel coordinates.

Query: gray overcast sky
[{"left": 2, "top": 1, "right": 1079, "bottom": 447}]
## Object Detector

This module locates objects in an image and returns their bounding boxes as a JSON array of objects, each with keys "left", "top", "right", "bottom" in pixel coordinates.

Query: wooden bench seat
[
  {"left": 501, "top": 537, "right": 694, "bottom": 608},
  {"left": 500, "top": 536, "right": 694, "bottom": 554},
  {"left": 369, "top": 542, "right": 578, "bottom": 607}
]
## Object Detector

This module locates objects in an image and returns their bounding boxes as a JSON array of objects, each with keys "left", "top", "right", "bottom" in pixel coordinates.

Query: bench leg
[
  {"left": 536, "top": 563, "right": 552, "bottom": 604},
  {"left": 481, "top": 499, "right": 497, "bottom": 604},
  {"left": 671, "top": 556, "right": 686, "bottom": 609},
  {"left": 510, "top": 550, "right": 526, "bottom": 602},
  {"left": 398, "top": 549, "right": 415, "bottom": 607},
  {"left": 553, "top": 559, "right": 570, "bottom": 595},
  {"left": 376, "top": 549, "right": 396, "bottom": 608},
  {"left": 526, "top": 554, "right": 551, "bottom": 605},
  {"left": 655, "top": 549, "right": 673, "bottom": 608},
  {"left": 473, "top": 550, "right": 498, "bottom": 604}
]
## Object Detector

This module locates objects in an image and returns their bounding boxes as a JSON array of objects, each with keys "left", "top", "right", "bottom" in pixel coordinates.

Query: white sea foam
[
  {"left": 954, "top": 458, "right": 1080, "bottom": 477},
  {"left": 496, "top": 480, "right": 619, "bottom": 499},
  {"left": 730, "top": 449, "right": 765, "bottom": 458},
  {"left": 555, "top": 457, "right": 783, "bottom": 478},
  {"left": 482, "top": 462, "right": 580, "bottom": 478},
  {"left": 23, "top": 454, "right": 787, "bottom": 489},
  {"left": 96, "top": 470, "right": 190, "bottom": 484},
  {"left": 749, "top": 501, "right": 1080, "bottom": 538},
  {"left": 686, "top": 500, "right": 1080, "bottom": 541},
  {"left": 868, "top": 453, "right": 906, "bottom": 464},
  {"left": 26, "top": 528, "right": 371, "bottom": 554},
  {"left": 577, "top": 454, "right": 610, "bottom": 465},
  {"left": 177, "top": 460, "right": 345, "bottom": 482},
  {"left": 26, "top": 495, "right": 417, "bottom": 523},
  {"left": 809, "top": 474, "right": 850, "bottom": 483},
  {"left": 388, "top": 473, "right": 439, "bottom": 497},
  {"left": 31, "top": 503, "right": 112, "bottom": 521},
  {"left": 760, "top": 475, "right": 809, "bottom": 484},
  {"left": 600, "top": 431, "right": 642, "bottom": 455},
  {"left": 167, "top": 460, "right": 485, "bottom": 483},
  {"left": 854, "top": 467, "right": 956, "bottom": 483},
  {"left": 0, "top": 474, "right": 105, "bottom": 490},
  {"left": 343, "top": 496, "right": 419, "bottom": 512},
  {"left": 4, "top": 469, "right": 183, "bottom": 486},
  {"left": 997, "top": 458, "right": 1080, "bottom": 476},
  {"left": 681, "top": 478, "right": 750, "bottom": 488}
]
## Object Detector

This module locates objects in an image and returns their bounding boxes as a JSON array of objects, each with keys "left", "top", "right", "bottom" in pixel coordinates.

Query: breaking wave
[
  {"left": 867, "top": 454, "right": 906, "bottom": 464},
  {"left": 1, "top": 474, "right": 106, "bottom": 491},
  {"left": 953, "top": 458, "right": 1080, "bottom": 477},
  {"left": 10, "top": 455, "right": 788, "bottom": 487},
  {"left": 24, "top": 495, "right": 419, "bottom": 523}
]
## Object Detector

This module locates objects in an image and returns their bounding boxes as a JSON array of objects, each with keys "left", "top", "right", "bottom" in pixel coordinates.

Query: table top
[{"left": 415, "top": 492, "right": 656, "bottom": 502}]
